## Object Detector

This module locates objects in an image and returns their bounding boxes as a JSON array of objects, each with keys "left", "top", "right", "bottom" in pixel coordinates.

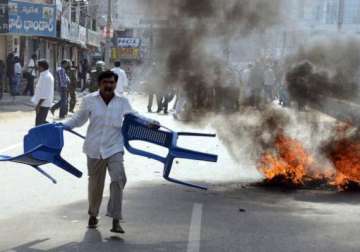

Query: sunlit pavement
[{"left": 1, "top": 95, "right": 360, "bottom": 252}]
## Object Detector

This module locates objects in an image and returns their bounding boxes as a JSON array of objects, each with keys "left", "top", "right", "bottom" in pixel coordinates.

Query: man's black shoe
[
  {"left": 110, "top": 219, "right": 125, "bottom": 233},
  {"left": 88, "top": 216, "right": 98, "bottom": 229}
]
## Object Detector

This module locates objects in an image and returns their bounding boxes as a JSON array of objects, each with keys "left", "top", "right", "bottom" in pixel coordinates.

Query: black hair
[
  {"left": 98, "top": 70, "right": 118, "bottom": 83},
  {"left": 37, "top": 59, "right": 49, "bottom": 70},
  {"left": 61, "top": 60, "right": 69, "bottom": 67},
  {"left": 114, "top": 61, "right": 121, "bottom": 67}
]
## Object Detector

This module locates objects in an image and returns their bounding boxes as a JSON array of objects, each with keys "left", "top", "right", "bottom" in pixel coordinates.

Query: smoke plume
[
  {"left": 286, "top": 37, "right": 360, "bottom": 108},
  {"left": 143, "top": 1, "right": 360, "bottom": 181},
  {"left": 145, "top": 0, "right": 284, "bottom": 115}
]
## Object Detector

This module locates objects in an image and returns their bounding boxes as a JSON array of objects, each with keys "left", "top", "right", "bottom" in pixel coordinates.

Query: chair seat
[
  {"left": 0, "top": 123, "right": 83, "bottom": 183},
  {"left": 122, "top": 114, "right": 218, "bottom": 190}
]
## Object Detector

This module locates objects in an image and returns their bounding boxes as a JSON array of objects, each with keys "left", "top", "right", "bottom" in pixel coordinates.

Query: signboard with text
[
  {"left": 117, "top": 37, "right": 141, "bottom": 48},
  {"left": 112, "top": 48, "right": 140, "bottom": 60},
  {"left": 8, "top": 0, "right": 56, "bottom": 37}
]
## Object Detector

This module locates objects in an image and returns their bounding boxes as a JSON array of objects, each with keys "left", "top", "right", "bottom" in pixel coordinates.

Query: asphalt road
[{"left": 0, "top": 95, "right": 360, "bottom": 252}]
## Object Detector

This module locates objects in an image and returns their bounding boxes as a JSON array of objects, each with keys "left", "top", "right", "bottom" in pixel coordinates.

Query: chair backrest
[
  {"left": 122, "top": 114, "right": 173, "bottom": 148},
  {"left": 24, "top": 124, "right": 64, "bottom": 155}
]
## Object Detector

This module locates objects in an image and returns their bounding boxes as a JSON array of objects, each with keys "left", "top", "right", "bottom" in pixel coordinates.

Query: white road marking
[
  {"left": 187, "top": 203, "right": 203, "bottom": 252},
  {"left": 0, "top": 143, "right": 21, "bottom": 154}
]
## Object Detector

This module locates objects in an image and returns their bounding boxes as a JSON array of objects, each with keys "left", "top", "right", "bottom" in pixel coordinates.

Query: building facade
[{"left": 0, "top": 0, "right": 102, "bottom": 74}]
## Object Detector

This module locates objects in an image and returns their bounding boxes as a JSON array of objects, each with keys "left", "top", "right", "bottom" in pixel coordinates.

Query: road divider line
[
  {"left": 0, "top": 143, "right": 21, "bottom": 154},
  {"left": 187, "top": 203, "right": 203, "bottom": 252}
]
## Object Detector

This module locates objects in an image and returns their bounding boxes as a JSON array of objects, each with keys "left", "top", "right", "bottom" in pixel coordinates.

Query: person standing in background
[
  {"left": 263, "top": 63, "right": 276, "bottom": 103},
  {"left": 241, "top": 63, "right": 253, "bottom": 106},
  {"left": 51, "top": 60, "right": 70, "bottom": 119},
  {"left": 14, "top": 56, "right": 22, "bottom": 96},
  {"left": 111, "top": 61, "right": 128, "bottom": 95},
  {"left": 23, "top": 54, "right": 37, "bottom": 96},
  {"left": 6, "top": 52, "right": 15, "bottom": 98},
  {"left": 31, "top": 60, "right": 54, "bottom": 126},
  {"left": 249, "top": 60, "right": 265, "bottom": 107},
  {"left": 80, "top": 59, "right": 89, "bottom": 92},
  {"left": 0, "top": 60, "right": 5, "bottom": 99},
  {"left": 68, "top": 61, "right": 78, "bottom": 113}
]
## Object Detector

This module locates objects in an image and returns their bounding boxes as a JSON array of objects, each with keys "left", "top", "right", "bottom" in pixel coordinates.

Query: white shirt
[
  {"left": 264, "top": 68, "right": 276, "bottom": 86},
  {"left": 111, "top": 67, "right": 128, "bottom": 94},
  {"left": 63, "top": 91, "right": 134, "bottom": 159},
  {"left": 242, "top": 68, "right": 251, "bottom": 85},
  {"left": 28, "top": 59, "right": 36, "bottom": 77},
  {"left": 31, "top": 70, "right": 54, "bottom": 108},
  {"left": 14, "top": 63, "right": 22, "bottom": 75}
]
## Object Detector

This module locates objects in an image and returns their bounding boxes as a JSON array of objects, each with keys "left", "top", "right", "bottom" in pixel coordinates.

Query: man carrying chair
[{"left": 63, "top": 70, "right": 158, "bottom": 233}]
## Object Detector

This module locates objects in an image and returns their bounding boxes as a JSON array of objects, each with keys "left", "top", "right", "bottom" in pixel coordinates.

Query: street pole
[
  {"left": 338, "top": 0, "right": 344, "bottom": 32},
  {"left": 105, "top": 0, "right": 112, "bottom": 67}
]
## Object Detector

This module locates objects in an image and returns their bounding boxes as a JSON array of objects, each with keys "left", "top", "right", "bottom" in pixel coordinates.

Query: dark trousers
[
  {"left": 8, "top": 76, "right": 16, "bottom": 96},
  {"left": 80, "top": 76, "right": 87, "bottom": 91},
  {"left": 51, "top": 87, "right": 68, "bottom": 118},
  {"left": 35, "top": 107, "right": 49, "bottom": 126},
  {"left": 23, "top": 75, "right": 35, "bottom": 96},
  {"left": 68, "top": 85, "right": 76, "bottom": 112},
  {"left": 147, "top": 92, "right": 157, "bottom": 112},
  {"left": 157, "top": 92, "right": 175, "bottom": 113},
  {"left": 156, "top": 95, "right": 166, "bottom": 112}
]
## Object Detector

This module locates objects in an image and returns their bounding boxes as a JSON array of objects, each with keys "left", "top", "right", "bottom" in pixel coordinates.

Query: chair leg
[
  {"left": 163, "top": 157, "right": 207, "bottom": 190},
  {"left": 52, "top": 156, "right": 83, "bottom": 178},
  {"left": 31, "top": 166, "right": 57, "bottom": 184},
  {"left": 171, "top": 147, "right": 218, "bottom": 163},
  {"left": 164, "top": 176, "right": 208, "bottom": 190}
]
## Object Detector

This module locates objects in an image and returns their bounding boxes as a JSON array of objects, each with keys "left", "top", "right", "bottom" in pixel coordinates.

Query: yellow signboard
[{"left": 112, "top": 48, "right": 140, "bottom": 60}]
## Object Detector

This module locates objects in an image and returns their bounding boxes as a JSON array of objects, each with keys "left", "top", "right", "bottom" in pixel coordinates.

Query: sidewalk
[
  {"left": 0, "top": 91, "right": 73, "bottom": 113},
  {"left": 0, "top": 93, "right": 34, "bottom": 113},
  {"left": 0, "top": 93, "right": 33, "bottom": 106}
]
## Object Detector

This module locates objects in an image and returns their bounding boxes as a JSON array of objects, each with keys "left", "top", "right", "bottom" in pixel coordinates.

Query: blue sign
[
  {"left": 8, "top": 0, "right": 56, "bottom": 37},
  {"left": 117, "top": 37, "right": 141, "bottom": 48}
]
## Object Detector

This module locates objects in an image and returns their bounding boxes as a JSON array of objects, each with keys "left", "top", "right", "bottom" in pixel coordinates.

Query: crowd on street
[
  {"left": 142, "top": 57, "right": 290, "bottom": 121},
  {"left": 0, "top": 50, "right": 293, "bottom": 125}
]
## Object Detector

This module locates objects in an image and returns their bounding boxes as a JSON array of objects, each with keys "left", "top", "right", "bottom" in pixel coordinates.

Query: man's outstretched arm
[{"left": 63, "top": 98, "right": 90, "bottom": 129}]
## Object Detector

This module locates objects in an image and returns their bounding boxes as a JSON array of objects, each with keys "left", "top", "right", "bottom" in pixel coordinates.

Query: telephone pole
[
  {"left": 105, "top": 0, "right": 113, "bottom": 67},
  {"left": 338, "top": 0, "right": 345, "bottom": 32}
]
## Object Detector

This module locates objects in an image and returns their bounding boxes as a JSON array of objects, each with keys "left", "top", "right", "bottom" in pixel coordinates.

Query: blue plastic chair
[
  {"left": 122, "top": 114, "right": 218, "bottom": 190},
  {"left": 0, "top": 123, "right": 83, "bottom": 184}
]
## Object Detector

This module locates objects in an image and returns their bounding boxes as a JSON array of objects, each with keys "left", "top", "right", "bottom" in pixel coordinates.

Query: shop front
[
  {"left": 0, "top": 0, "right": 8, "bottom": 62},
  {"left": 6, "top": 0, "right": 56, "bottom": 65}
]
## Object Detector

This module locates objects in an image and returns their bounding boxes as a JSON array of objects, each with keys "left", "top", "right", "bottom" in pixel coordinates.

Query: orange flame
[
  {"left": 258, "top": 126, "right": 360, "bottom": 190},
  {"left": 258, "top": 134, "right": 313, "bottom": 186},
  {"left": 329, "top": 140, "right": 360, "bottom": 189}
]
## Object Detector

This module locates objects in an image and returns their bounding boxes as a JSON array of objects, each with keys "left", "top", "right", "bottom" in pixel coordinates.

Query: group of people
[
  {"left": 147, "top": 87, "right": 176, "bottom": 114},
  {"left": 0, "top": 53, "right": 38, "bottom": 100},
  {"left": 28, "top": 58, "right": 76, "bottom": 125},
  {"left": 241, "top": 61, "right": 281, "bottom": 107},
  {"left": 31, "top": 59, "right": 129, "bottom": 125},
  {"left": 141, "top": 59, "right": 285, "bottom": 120}
]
